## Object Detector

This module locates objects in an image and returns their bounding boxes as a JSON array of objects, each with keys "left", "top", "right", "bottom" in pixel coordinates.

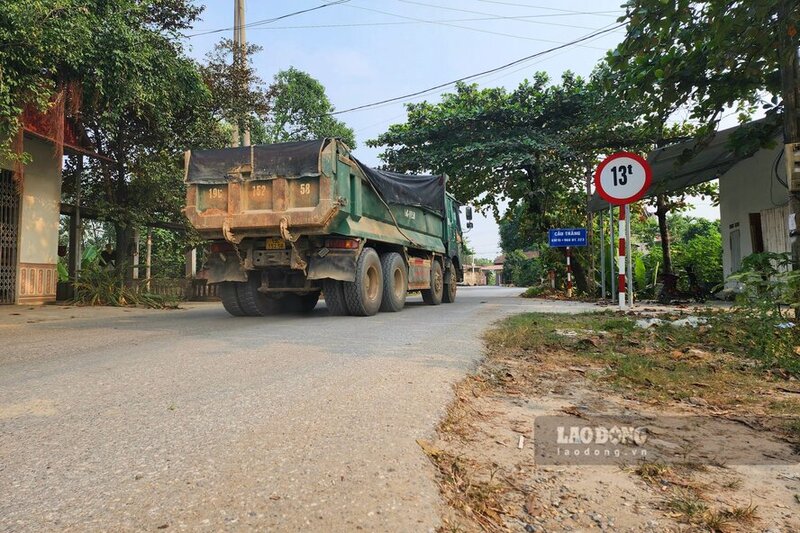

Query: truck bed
[{"left": 184, "top": 139, "right": 447, "bottom": 253}]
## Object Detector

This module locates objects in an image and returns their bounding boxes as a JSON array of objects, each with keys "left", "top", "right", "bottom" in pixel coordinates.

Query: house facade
[
  {"left": 718, "top": 143, "right": 791, "bottom": 278},
  {"left": 1, "top": 92, "right": 98, "bottom": 305},
  {"left": 1, "top": 136, "right": 63, "bottom": 304}
]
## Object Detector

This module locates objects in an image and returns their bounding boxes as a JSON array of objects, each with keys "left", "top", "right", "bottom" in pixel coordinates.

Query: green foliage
[
  {"left": 261, "top": 67, "right": 355, "bottom": 147},
  {"left": 729, "top": 252, "right": 799, "bottom": 310},
  {"left": 520, "top": 286, "right": 545, "bottom": 298},
  {"left": 502, "top": 250, "right": 545, "bottom": 287},
  {"left": 725, "top": 252, "right": 800, "bottom": 375},
  {"left": 72, "top": 263, "right": 177, "bottom": 308},
  {"left": 608, "top": 0, "right": 796, "bottom": 141},
  {"left": 0, "top": 1, "right": 93, "bottom": 160},
  {"left": 147, "top": 228, "right": 188, "bottom": 278},
  {"left": 634, "top": 256, "right": 647, "bottom": 292}
]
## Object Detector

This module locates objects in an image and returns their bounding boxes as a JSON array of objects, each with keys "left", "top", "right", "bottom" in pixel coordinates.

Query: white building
[{"left": 718, "top": 142, "right": 790, "bottom": 277}]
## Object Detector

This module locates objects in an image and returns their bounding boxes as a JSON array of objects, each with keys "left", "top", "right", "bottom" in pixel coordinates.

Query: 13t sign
[{"left": 594, "top": 151, "right": 652, "bottom": 205}]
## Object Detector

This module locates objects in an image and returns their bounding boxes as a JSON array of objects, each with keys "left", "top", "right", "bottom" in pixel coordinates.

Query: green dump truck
[{"left": 184, "top": 138, "right": 470, "bottom": 317}]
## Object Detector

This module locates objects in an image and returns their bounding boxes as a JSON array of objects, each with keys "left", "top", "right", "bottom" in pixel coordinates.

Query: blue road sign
[{"left": 548, "top": 228, "right": 588, "bottom": 247}]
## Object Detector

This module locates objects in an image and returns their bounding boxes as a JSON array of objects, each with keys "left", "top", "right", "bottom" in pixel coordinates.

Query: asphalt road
[{"left": 0, "top": 287, "right": 595, "bottom": 532}]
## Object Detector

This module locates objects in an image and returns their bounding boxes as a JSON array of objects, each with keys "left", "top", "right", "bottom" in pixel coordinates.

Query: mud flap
[
  {"left": 307, "top": 251, "right": 358, "bottom": 282},
  {"left": 206, "top": 253, "right": 248, "bottom": 284}
]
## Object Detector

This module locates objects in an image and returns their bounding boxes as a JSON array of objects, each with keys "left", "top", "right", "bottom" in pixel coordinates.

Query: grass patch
[
  {"left": 483, "top": 311, "right": 800, "bottom": 428},
  {"left": 632, "top": 461, "right": 673, "bottom": 484},
  {"left": 666, "top": 488, "right": 708, "bottom": 519}
]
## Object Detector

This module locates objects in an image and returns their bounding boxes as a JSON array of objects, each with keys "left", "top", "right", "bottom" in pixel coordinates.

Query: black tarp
[
  {"left": 355, "top": 159, "right": 446, "bottom": 215},
  {"left": 186, "top": 140, "right": 326, "bottom": 184},
  {"left": 252, "top": 139, "right": 325, "bottom": 179},
  {"left": 186, "top": 146, "right": 251, "bottom": 184}
]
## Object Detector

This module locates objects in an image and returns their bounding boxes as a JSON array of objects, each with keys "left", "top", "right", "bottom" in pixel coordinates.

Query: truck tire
[
  {"left": 344, "top": 247, "right": 383, "bottom": 316},
  {"left": 442, "top": 263, "right": 457, "bottom": 304},
  {"left": 380, "top": 252, "right": 407, "bottom": 312},
  {"left": 323, "top": 280, "right": 349, "bottom": 316},
  {"left": 237, "top": 272, "right": 281, "bottom": 316},
  {"left": 219, "top": 282, "right": 247, "bottom": 316},
  {"left": 421, "top": 260, "right": 444, "bottom": 305}
]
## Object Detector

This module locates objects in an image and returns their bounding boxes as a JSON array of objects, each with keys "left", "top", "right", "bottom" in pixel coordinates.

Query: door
[
  {"left": 729, "top": 228, "right": 741, "bottom": 274},
  {"left": 0, "top": 169, "right": 19, "bottom": 304}
]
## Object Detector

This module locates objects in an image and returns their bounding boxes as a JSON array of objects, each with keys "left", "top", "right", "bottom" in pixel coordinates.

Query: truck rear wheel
[
  {"left": 380, "top": 252, "right": 407, "bottom": 312},
  {"left": 237, "top": 272, "right": 282, "bottom": 316},
  {"left": 421, "top": 260, "right": 444, "bottom": 305},
  {"left": 442, "top": 263, "right": 457, "bottom": 303},
  {"left": 323, "top": 280, "right": 349, "bottom": 315},
  {"left": 219, "top": 282, "right": 247, "bottom": 316},
  {"left": 344, "top": 247, "right": 383, "bottom": 316}
]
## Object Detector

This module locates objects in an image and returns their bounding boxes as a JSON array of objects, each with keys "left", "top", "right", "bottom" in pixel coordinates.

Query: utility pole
[
  {"left": 778, "top": 0, "right": 800, "bottom": 313},
  {"left": 232, "top": 0, "right": 251, "bottom": 147}
]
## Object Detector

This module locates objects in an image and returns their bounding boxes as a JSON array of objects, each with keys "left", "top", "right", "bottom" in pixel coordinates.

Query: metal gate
[{"left": 0, "top": 169, "right": 19, "bottom": 304}]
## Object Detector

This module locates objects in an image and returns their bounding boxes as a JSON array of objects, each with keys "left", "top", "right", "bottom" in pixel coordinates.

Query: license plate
[{"left": 266, "top": 238, "right": 286, "bottom": 250}]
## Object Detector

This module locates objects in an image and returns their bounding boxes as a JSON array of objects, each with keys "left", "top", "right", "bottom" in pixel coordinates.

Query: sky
[{"left": 182, "top": 0, "right": 720, "bottom": 259}]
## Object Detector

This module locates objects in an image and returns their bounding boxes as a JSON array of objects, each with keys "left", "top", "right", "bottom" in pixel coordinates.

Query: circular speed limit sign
[{"left": 594, "top": 152, "right": 652, "bottom": 205}]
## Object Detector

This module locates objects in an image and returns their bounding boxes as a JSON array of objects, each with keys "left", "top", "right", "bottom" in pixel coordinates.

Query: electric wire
[
  {"left": 393, "top": 0, "right": 624, "bottom": 32},
  {"left": 186, "top": 0, "right": 351, "bottom": 37},
  {"left": 247, "top": 13, "right": 618, "bottom": 31},
  {"left": 473, "top": 0, "right": 622, "bottom": 16},
  {"left": 329, "top": 22, "right": 625, "bottom": 116},
  {"left": 343, "top": 3, "right": 610, "bottom": 49}
]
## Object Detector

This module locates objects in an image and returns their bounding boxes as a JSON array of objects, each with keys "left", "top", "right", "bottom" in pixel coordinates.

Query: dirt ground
[{"left": 422, "top": 310, "right": 800, "bottom": 533}]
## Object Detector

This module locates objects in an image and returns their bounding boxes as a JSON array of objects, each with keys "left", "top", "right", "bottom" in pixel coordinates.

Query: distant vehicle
[{"left": 184, "top": 138, "right": 469, "bottom": 316}]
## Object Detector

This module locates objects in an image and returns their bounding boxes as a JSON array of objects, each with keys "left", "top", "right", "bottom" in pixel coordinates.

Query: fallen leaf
[{"left": 416, "top": 439, "right": 443, "bottom": 458}]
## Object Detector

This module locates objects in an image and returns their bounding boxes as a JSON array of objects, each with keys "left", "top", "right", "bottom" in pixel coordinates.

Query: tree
[
  {"left": 47, "top": 1, "right": 228, "bottom": 269},
  {"left": 608, "top": 0, "right": 800, "bottom": 281},
  {"left": 199, "top": 39, "right": 272, "bottom": 144},
  {"left": 261, "top": 67, "right": 355, "bottom": 147},
  {"left": 0, "top": 2, "right": 91, "bottom": 162},
  {"left": 370, "top": 71, "right": 655, "bottom": 293}
]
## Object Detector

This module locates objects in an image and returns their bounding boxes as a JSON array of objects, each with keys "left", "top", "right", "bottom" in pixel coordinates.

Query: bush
[
  {"left": 72, "top": 264, "right": 178, "bottom": 308},
  {"left": 520, "top": 286, "right": 546, "bottom": 298},
  {"left": 726, "top": 252, "right": 800, "bottom": 376}
]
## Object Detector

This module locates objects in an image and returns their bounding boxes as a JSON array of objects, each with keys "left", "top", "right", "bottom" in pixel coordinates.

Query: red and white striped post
[
  {"left": 566, "top": 246, "right": 573, "bottom": 297},
  {"left": 618, "top": 205, "right": 627, "bottom": 309}
]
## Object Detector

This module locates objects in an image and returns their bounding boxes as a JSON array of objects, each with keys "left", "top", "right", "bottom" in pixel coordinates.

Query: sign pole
[
  {"left": 566, "top": 246, "right": 573, "bottom": 298},
  {"left": 600, "top": 210, "right": 606, "bottom": 301},
  {"left": 609, "top": 204, "right": 616, "bottom": 303},
  {"left": 626, "top": 203, "right": 633, "bottom": 308},
  {"left": 618, "top": 205, "right": 627, "bottom": 310}
]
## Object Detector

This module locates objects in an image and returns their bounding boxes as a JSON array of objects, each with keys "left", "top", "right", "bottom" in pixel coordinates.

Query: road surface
[{"left": 0, "top": 287, "right": 595, "bottom": 532}]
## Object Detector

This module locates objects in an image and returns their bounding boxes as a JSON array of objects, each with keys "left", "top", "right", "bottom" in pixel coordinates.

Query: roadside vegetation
[
  {"left": 486, "top": 311, "right": 800, "bottom": 411},
  {"left": 422, "top": 308, "right": 800, "bottom": 532}
]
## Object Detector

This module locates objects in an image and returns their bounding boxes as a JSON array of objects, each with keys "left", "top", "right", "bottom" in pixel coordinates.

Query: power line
[
  {"left": 329, "top": 22, "right": 625, "bottom": 116},
  {"left": 344, "top": 3, "right": 609, "bottom": 50},
  {"left": 394, "top": 0, "right": 623, "bottom": 31},
  {"left": 248, "top": 12, "right": 624, "bottom": 31},
  {"left": 473, "top": 0, "right": 622, "bottom": 16},
  {"left": 349, "top": 21, "right": 620, "bottom": 124},
  {"left": 186, "top": 0, "right": 351, "bottom": 37}
]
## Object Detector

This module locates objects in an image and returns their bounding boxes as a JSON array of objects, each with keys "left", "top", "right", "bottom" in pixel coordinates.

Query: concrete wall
[{"left": 719, "top": 144, "right": 789, "bottom": 279}]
